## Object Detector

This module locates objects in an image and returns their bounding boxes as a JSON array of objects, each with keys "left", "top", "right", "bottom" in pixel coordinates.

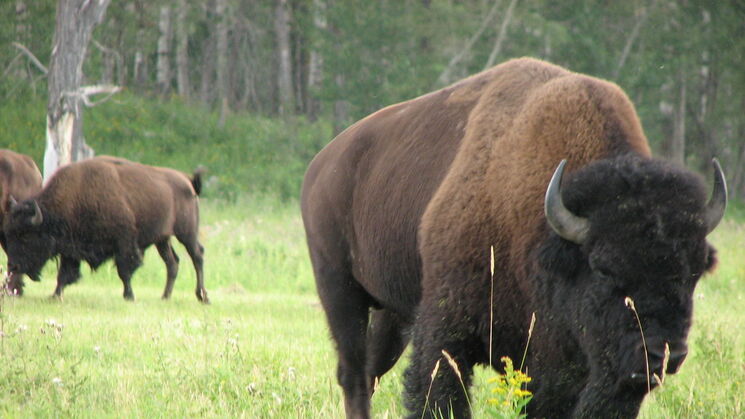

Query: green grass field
[{"left": 1, "top": 198, "right": 743, "bottom": 418}]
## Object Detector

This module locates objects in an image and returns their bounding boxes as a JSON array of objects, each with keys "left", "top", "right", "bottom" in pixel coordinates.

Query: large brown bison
[
  {"left": 3, "top": 156, "right": 208, "bottom": 303},
  {"left": 1, "top": 149, "right": 43, "bottom": 294},
  {"left": 301, "top": 58, "right": 726, "bottom": 419}
]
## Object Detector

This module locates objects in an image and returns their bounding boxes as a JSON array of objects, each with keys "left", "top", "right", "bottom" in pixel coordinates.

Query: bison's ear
[
  {"left": 705, "top": 245, "right": 718, "bottom": 274},
  {"left": 4, "top": 195, "right": 18, "bottom": 212}
]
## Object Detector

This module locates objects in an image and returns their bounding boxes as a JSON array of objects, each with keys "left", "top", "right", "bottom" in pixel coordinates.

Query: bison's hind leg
[
  {"left": 156, "top": 239, "right": 180, "bottom": 300},
  {"left": 314, "top": 263, "right": 374, "bottom": 419},
  {"left": 176, "top": 234, "right": 208, "bottom": 304},
  {"left": 366, "top": 308, "right": 411, "bottom": 393}
]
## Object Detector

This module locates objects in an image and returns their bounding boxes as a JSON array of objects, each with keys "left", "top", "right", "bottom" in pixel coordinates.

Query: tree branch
[
  {"left": 63, "top": 84, "right": 123, "bottom": 107},
  {"left": 483, "top": 0, "right": 519, "bottom": 70},
  {"left": 11, "top": 42, "right": 48, "bottom": 74},
  {"left": 436, "top": 0, "right": 502, "bottom": 86},
  {"left": 612, "top": 0, "right": 658, "bottom": 80}
]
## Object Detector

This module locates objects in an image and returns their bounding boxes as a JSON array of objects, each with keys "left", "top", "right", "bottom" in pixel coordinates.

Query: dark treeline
[{"left": 2, "top": 0, "right": 745, "bottom": 196}]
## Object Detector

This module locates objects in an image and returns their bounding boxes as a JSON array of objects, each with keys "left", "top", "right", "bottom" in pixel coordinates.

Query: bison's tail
[{"left": 191, "top": 166, "right": 206, "bottom": 196}]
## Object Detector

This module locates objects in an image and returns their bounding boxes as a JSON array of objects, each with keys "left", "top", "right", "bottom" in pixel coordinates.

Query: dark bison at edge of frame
[
  {"left": 0, "top": 149, "right": 43, "bottom": 294},
  {"left": 2, "top": 156, "right": 209, "bottom": 303},
  {"left": 300, "top": 57, "right": 727, "bottom": 419}
]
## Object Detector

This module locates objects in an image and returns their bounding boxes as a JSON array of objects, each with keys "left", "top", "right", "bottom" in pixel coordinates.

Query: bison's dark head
[
  {"left": 2, "top": 198, "right": 55, "bottom": 282},
  {"left": 538, "top": 155, "right": 724, "bottom": 413}
]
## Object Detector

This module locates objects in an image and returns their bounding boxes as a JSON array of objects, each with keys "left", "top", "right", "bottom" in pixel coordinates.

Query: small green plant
[{"left": 486, "top": 356, "right": 533, "bottom": 419}]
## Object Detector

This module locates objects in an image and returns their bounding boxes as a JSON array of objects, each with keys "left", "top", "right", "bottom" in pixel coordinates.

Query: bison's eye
[{"left": 594, "top": 266, "right": 615, "bottom": 280}]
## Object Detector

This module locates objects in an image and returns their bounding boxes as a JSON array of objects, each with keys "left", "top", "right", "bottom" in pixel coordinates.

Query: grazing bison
[
  {"left": 301, "top": 58, "right": 726, "bottom": 419},
  {"left": 3, "top": 156, "right": 208, "bottom": 303},
  {"left": 1, "top": 149, "right": 43, "bottom": 294}
]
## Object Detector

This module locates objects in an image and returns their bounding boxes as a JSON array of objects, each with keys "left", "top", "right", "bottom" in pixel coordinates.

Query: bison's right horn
[
  {"left": 544, "top": 160, "right": 590, "bottom": 244},
  {"left": 705, "top": 158, "right": 727, "bottom": 234},
  {"left": 29, "top": 201, "right": 43, "bottom": 226}
]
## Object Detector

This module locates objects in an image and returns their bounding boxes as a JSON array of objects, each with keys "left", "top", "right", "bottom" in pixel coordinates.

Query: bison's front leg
[
  {"left": 114, "top": 246, "right": 143, "bottom": 301},
  {"left": 404, "top": 309, "right": 475, "bottom": 419},
  {"left": 53, "top": 256, "right": 81, "bottom": 299},
  {"left": 571, "top": 373, "right": 645, "bottom": 419}
]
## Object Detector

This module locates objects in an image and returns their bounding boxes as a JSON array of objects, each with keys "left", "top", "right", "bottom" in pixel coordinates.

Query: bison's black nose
[{"left": 648, "top": 340, "right": 688, "bottom": 374}]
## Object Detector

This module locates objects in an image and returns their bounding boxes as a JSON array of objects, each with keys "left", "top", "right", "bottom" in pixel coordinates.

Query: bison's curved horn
[
  {"left": 544, "top": 160, "right": 590, "bottom": 244},
  {"left": 30, "top": 201, "right": 43, "bottom": 226},
  {"left": 705, "top": 158, "right": 727, "bottom": 234}
]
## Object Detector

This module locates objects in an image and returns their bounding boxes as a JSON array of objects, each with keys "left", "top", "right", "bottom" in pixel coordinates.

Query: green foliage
[
  {"left": 0, "top": 90, "right": 332, "bottom": 201},
  {"left": 486, "top": 357, "right": 533, "bottom": 419}
]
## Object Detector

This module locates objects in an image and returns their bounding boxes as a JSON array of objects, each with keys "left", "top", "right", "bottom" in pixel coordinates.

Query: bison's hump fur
[{"left": 301, "top": 58, "right": 722, "bottom": 419}]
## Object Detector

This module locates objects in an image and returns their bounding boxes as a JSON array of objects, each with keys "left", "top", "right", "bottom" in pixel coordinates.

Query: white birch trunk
[
  {"left": 306, "top": 0, "right": 326, "bottom": 121},
  {"left": 176, "top": 0, "right": 190, "bottom": 98},
  {"left": 216, "top": 0, "right": 230, "bottom": 126},
  {"left": 274, "top": 0, "right": 294, "bottom": 116},
  {"left": 670, "top": 74, "right": 686, "bottom": 165},
  {"left": 156, "top": 5, "right": 173, "bottom": 95}
]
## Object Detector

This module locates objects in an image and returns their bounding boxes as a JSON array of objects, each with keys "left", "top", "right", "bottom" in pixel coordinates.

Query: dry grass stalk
[
  {"left": 421, "top": 359, "right": 441, "bottom": 419},
  {"left": 625, "top": 296, "right": 651, "bottom": 393},
  {"left": 489, "top": 245, "right": 495, "bottom": 367},
  {"left": 441, "top": 350, "right": 472, "bottom": 412},
  {"left": 520, "top": 312, "right": 537, "bottom": 370}
]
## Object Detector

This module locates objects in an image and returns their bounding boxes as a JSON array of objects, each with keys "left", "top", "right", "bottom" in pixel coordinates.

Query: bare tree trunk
[
  {"left": 436, "top": 0, "right": 502, "bottom": 86},
  {"left": 133, "top": 28, "right": 148, "bottom": 89},
  {"left": 156, "top": 5, "right": 173, "bottom": 95},
  {"left": 333, "top": 74, "right": 350, "bottom": 135},
  {"left": 216, "top": 0, "right": 230, "bottom": 126},
  {"left": 176, "top": 0, "right": 191, "bottom": 99},
  {"left": 45, "top": 0, "right": 111, "bottom": 182},
  {"left": 483, "top": 0, "right": 518, "bottom": 70},
  {"left": 670, "top": 73, "right": 686, "bottom": 165},
  {"left": 93, "top": 39, "right": 123, "bottom": 86},
  {"left": 306, "top": 0, "right": 326, "bottom": 121},
  {"left": 275, "top": 0, "right": 294, "bottom": 116}
]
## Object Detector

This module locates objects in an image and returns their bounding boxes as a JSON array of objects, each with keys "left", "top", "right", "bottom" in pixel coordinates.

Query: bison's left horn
[
  {"left": 545, "top": 160, "right": 590, "bottom": 244},
  {"left": 705, "top": 158, "right": 727, "bottom": 234},
  {"left": 30, "top": 201, "right": 43, "bottom": 226}
]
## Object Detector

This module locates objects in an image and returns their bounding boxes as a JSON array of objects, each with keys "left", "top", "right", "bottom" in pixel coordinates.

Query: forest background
[{"left": 1, "top": 0, "right": 744, "bottom": 200}]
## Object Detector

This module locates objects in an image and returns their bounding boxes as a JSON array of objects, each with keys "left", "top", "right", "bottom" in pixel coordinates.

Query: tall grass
[{"left": 1, "top": 199, "right": 743, "bottom": 418}]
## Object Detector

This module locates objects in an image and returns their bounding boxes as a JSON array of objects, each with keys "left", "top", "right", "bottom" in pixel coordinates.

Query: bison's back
[
  {"left": 1, "top": 150, "right": 42, "bottom": 253},
  {"left": 0, "top": 149, "right": 42, "bottom": 214},
  {"left": 42, "top": 157, "right": 198, "bottom": 247}
]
